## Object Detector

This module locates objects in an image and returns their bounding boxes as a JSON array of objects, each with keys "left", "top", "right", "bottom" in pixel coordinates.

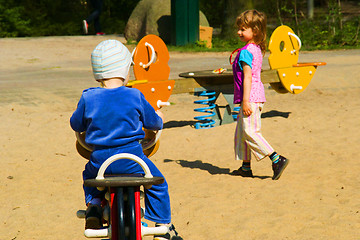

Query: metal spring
[{"left": 193, "top": 90, "right": 216, "bottom": 129}]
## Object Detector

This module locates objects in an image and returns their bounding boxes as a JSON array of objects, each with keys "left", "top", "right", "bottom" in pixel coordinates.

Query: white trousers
[{"left": 234, "top": 102, "right": 274, "bottom": 161}]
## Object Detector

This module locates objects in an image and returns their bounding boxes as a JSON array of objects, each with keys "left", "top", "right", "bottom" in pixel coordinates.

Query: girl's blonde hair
[{"left": 236, "top": 9, "right": 267, "bottom": 55}]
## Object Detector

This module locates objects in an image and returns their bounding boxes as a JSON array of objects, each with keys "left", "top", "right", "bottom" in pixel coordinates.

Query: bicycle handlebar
[{"left": 96, "top": 153, "right": 153, "bottom": 180}]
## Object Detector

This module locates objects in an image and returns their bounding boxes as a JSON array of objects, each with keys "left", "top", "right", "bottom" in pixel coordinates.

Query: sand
[{"left": 0, "top": 35, "right": 359, "bottom": 240}]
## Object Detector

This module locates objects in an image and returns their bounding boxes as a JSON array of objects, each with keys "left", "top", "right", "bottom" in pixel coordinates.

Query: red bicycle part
[{"left": 135, "top": 187, "right": 142, "bottom": 240}]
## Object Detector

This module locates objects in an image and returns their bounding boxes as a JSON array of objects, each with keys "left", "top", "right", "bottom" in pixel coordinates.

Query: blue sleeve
[
  {"left": 70, "top": 95, "right": 87, "bottom": 132},
  {"left": 238, "top": 49, "right": 253, "bottom": 71},
  {"left": 139, "top": 93, "right": 163, "bottom": 130}
]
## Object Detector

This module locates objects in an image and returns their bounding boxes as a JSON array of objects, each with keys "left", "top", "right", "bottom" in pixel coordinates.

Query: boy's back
[{"left": 70, "top": 86, "right": 162, "bottom": 150}]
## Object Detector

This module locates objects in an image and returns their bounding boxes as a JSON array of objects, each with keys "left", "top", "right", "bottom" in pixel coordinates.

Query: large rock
[{"left": 124, "top": 0, "right": 209, "bottom": 43}]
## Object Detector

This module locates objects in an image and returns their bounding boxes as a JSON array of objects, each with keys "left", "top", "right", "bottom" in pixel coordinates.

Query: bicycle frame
[{"left": 78, "top": 153, "right": 169, "bottom": 240}]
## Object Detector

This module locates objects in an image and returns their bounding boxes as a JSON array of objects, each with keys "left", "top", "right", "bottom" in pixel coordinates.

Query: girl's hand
[{"left": 242, "top": 101, "right": 252, "bottom": 116}]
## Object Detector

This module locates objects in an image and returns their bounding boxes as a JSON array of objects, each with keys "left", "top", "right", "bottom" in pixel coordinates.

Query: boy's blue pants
[{"left": 82, "top": 142, "right": 171, "bottom": 224}]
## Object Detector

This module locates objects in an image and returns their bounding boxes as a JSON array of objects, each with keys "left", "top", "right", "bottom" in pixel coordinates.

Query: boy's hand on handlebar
[{"left": 156, "top": 110, "right": 164, "bottom": 120}]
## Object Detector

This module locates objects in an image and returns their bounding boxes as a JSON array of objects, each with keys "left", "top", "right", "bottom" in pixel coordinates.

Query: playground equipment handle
[
  {"left": 75, "top": 132, "right": 93, "bottom": 152},
  {"left": 96, "top": 153, "right": 153, "bottom": 180},
  {"left": 157, "top": 100, "right": 170, "bottom": 108},
  {"left": 140, "top": 42, "right": 156, "bottom": 69},
  {"left": 288, "top": 32, "right": 302, "bottom": 52},
  {"left": 142, "top": 225, "right": 168, "bottom": 236},
  {"left": 290, "top": 84, "right": 303, "bottom": 91},
  {"left": 131, "top": 47, "right": 137, "bottom": 61},
  {"left": 84, "top": 228, "right": 109, "bottom": 238},
  {"left": 142, "top": 130, "right": 162, "bottom": 150}
]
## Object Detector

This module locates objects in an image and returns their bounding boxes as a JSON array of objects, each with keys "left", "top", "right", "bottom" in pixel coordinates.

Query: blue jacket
[{"left": 70, "top": 86, "right": 163, "bottom": 149}]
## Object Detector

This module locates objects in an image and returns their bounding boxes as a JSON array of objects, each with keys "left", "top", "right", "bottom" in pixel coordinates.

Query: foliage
[
  {"left": 0, "top": 0, "right": 139, "bottom": 37},
  {"left": 99, "top": 0, "right": 140, "bottom": 34},
  {"left": 0, "top": 1, "right": 31, "bottom": 37},
  {"left": 0, "top": 0, "right": 358, "bottom": 50},
  {"left": 268, "top": 0, "right": 360, "bottom": 49},
  {"left": 199, "top": 0, "right": 225, "bottom": 28},
  {"left": 167, "top": 36, "right": 245, "bottom": 52}
]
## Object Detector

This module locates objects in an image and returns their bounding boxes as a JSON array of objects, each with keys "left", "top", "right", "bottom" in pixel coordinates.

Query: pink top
[{"left": 232, "top": 43, "right": 266, "bottom": 104}]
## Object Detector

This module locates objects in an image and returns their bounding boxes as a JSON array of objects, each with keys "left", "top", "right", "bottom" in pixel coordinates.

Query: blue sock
[{"left": 269, "top": 152, "right": 280, "bottom": 164}]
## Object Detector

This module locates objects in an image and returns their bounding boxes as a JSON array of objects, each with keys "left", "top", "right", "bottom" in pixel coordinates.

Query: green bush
[
  {"left": 0, "top": 3, "right": 31, "bottom": 37},
  {"left": 0, "top": 0, "right": 359, "bottom": 50}
]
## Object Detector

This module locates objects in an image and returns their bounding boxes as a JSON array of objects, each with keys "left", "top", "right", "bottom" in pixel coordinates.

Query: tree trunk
[
  {"left": 294, "top": 0, "right": 300, "bottom": 36},
  {"left": 338, "top": 0, "right": 342, "bottom": 30},
  {"left": 276, "top": 0, "right": 283, "bottom": 25},
  {"left": 307, "top": 0, "right": 314, "bottom": 19},
  {"left": 221, "top": 0, "right": 254, "bottom": 39}
]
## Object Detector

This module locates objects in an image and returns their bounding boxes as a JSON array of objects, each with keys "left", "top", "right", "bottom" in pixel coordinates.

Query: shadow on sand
[{"left": 164, "top": 159, "right": 271, "bottom": 179}]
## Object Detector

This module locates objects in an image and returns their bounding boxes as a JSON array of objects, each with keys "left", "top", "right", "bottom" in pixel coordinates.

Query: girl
[{"left": 231, "top": 10, "right": 289, "bottom": 180}]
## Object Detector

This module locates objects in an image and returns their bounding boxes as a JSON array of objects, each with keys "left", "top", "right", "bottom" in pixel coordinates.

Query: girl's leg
[
  {"left": 233, "top": 111, "right": 253, "bottom": 177},
  {"left": 234, "top": 112, "right": 251, "bottom": 162},
  {"left": 243, "top": 102, "right": 274, "bottom": 161}
]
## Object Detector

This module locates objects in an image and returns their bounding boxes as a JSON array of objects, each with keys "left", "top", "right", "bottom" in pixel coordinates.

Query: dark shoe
[
  {"left": 231, "top": 167, "right": 253, "bottom": 177},
  {"left": 85, "top": 204, "right": 103, "bottom": 229},
  {"left": 154, "top": 223, "right": 183, "bottom": 240},
  {"left": 272, "top": 156, "right": 289, "bottom": 180}
]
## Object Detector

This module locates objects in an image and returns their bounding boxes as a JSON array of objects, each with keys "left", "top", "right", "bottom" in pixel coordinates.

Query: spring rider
[
  {"left": 267, "top": 25, "right": 326, "bottom": 94},
  {"left": 75, "top": 35, "right": 175, "bottom": 240}
]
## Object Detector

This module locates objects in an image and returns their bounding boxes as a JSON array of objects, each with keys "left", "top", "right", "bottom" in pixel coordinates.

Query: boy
[{"left": 70, "top": 40, "right": 182, "bottom": 240}]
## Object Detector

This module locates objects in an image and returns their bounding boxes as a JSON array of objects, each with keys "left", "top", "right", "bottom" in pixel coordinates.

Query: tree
[
  {"left": 0, "top": 0, "right": 30, "bottom": 37},
  {"left": 221, "top": 0, "right": 254, "bottom": 39}
]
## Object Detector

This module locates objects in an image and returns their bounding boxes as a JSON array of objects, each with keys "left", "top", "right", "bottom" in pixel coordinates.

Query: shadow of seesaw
[
  {"left": 163, "top": 120, "right": 197, "bottom": 129},
  {"left": 162, "top": 111, "right": 291, "bottom": 129}
]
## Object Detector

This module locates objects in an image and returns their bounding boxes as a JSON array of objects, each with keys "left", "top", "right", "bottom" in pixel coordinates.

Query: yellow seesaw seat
[{"left": 268, "top": 25, "right": 326, "bottom": 94}]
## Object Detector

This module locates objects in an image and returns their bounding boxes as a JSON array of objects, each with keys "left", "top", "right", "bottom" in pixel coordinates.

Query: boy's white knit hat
[{"left": 91, "top": 39, "right": 132, "bottom": 81}]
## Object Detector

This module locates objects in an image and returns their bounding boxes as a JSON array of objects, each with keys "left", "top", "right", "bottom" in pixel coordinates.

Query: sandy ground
[{"left": 0, "top": 35, "right": 360, "bottom": 240}]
